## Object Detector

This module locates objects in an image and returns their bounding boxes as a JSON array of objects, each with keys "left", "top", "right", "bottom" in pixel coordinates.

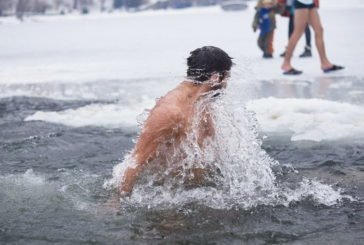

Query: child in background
[{"left": 252, "top": 0, "right": 280, "bottom": 58}]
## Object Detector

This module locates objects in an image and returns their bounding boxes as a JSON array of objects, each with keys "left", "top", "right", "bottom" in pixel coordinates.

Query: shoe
[
  {"left": 280, "top": 51, "right": 286, "bottom": 57},
  {"left": 263, "top": 53, "right": 273, "bottom": 58},
  {"left": 323, "top": 65, "right": 344, "bottom": 73},
  {"left": 299, "top": 46, "right": 312, "bottom": 58},
  {"left": 283, "top": 68, "right": 303, "bottom": 75}
]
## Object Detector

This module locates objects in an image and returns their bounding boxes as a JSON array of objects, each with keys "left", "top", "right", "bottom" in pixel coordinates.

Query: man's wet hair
[{"left": 187, "top": 46, "right": 233, "bottom": 82}]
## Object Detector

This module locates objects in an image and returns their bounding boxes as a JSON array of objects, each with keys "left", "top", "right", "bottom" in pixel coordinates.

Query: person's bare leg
[
  {"left": 267, "top": 31, "right": 274, "bottom": 55},
  {"left": 282, "top": 9, "right": 309, "bottom": 72},
  {"left": 308, "top": 8, "right": 333, "bottom": 70}
]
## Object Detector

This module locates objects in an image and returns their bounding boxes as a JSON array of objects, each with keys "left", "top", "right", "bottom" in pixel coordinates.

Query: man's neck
[{"left": 182, "top": 80, "right": 214, "bottom": 98}]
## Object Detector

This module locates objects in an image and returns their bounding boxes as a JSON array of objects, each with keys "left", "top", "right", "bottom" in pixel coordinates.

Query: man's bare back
[{"left": 119, "top": 46, "right": 233, "bottom": 195}]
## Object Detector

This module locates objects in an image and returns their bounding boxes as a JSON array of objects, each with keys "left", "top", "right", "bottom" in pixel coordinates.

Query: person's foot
[
  {"left": 323, "top": 65, "right": 344, "bottom": 73},
  {"left": 283, "top": 68, "right": 303, "bottom": 75},
  {"left": 263, "top": 53, "right": 273, "bottom": 59},
  {"left": 299, "top": 46, "right": 312, "bottom": 58},
  {"left": 282, "top": 63, "right": 302, "bottom": 75}
]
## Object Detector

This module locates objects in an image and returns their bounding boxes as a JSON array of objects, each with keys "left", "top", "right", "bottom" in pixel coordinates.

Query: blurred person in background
[
  {"left": 252, "top": 0, "right": 281, "bottom": 58},
  {"left": 278, "top": 0, "right": 312, "bottom": 58},
  {"left": 281, "top": 0, "right": 344, "bottom": 75}
]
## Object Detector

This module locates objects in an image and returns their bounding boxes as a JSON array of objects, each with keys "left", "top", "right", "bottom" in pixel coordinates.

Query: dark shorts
[{"left": 294, "top": 1, "right": 315, "bottom": 9}]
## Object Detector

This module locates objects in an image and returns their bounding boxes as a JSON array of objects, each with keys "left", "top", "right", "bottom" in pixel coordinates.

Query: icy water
[{"left": 1, "top": 76, "right": 363, "bottom": 245}]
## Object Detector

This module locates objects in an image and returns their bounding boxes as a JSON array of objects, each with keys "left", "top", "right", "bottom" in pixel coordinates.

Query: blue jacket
[{"left": 258, "top": 8, "right": 273, "bottom": 35}]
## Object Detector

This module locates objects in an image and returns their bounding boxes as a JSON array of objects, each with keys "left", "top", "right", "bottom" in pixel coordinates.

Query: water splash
[{"left": 105, "top": 93, "right": 348, "bottom": 209}]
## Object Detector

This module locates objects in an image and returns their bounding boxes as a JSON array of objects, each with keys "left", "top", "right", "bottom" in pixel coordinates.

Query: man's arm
[{"left": 119, "top": 104, "right": 183, "bottom": 195}]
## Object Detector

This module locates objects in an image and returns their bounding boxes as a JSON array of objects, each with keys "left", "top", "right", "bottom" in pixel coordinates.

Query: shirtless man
[{"left": 119, "top": 46, "right": 233, "bottom": 196}]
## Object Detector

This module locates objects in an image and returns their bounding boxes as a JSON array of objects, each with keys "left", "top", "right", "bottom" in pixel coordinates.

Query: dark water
[{"left": 1, "top": 77, "right": 364, "bottom": 245}]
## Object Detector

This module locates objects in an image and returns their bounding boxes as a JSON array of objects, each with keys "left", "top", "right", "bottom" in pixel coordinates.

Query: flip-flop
[
  {"left": 283, "top": 68, "right": 303, "bottom": 75},
  {"left": 323, "top": 65, "right": 344, "bottom": 73}
]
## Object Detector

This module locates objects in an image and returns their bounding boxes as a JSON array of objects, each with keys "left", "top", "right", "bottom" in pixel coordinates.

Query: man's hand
[{"left": 119, "top": 165, "right": 144, "bottom": 195}]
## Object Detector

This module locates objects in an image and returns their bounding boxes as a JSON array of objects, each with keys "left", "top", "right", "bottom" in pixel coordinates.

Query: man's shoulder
[
  {"left": 151, "top": 97, "right": 183, "bottom": 120},
  {"left": 154, "top": 101, "right": 183, "bottom": 117},
  {"left": 151, "top": 85, "right": 189, "bottom": 121},
  {"left": 161, "top": 83, "right": 191, "bottom": 103}
]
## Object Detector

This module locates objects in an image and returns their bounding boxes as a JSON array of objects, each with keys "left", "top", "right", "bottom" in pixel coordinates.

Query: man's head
[{"left": 187, "top": 46, "right": 233, "bottom": 84}]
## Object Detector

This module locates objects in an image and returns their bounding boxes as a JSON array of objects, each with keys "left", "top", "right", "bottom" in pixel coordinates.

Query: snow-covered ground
[
  {"left": 1, "top": 0, "right": 363, "bottom": 84},
  {"left": 1, "top": 0, "right": 364, "bottom": 142},
  {"left": 247, "top": 98, "right": 364, "bottom": 141}
]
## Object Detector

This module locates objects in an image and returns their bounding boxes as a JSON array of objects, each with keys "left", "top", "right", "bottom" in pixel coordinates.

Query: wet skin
[{"left": 120, "top": 74, "right": 228, "bottom": 195}]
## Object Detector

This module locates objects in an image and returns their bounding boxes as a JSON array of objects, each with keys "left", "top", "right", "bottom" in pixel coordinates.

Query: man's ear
[{"left": 210, "top": 73, "right": 220, "bottom": 83}]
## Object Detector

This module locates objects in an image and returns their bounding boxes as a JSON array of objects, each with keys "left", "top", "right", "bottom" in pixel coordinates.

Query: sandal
[
  {"left": 283, "top": 68, "right": 303, "bottom": 75},
  {"left": 323, "top": 65, "right": 344, "bottom": 73}
]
